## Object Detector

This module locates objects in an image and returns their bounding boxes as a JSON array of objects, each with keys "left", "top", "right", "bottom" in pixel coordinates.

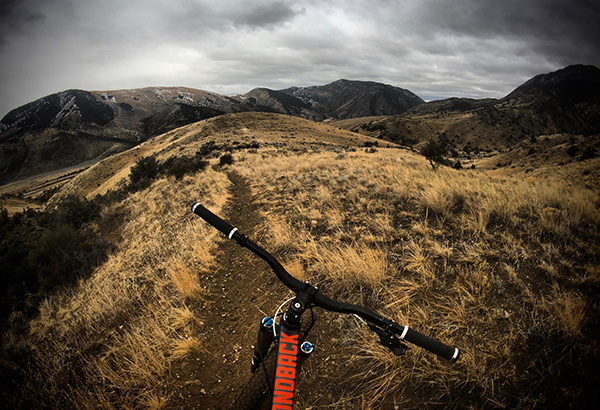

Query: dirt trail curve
[{"left": 170, "top": 171, "right": 286, "bottom": 410}]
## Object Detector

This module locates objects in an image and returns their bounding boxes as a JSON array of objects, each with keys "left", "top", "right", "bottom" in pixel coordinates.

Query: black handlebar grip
[
  {"left": 191, "top": 202, "right": 237, "bottom": 239},
  {"left": 399, "top": 325, "right": 460, "bottom": 362}
]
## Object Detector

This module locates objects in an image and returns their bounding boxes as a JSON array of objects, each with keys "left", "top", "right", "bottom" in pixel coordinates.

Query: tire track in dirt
[{"left": 170, "top": 170, "right": 285, "bottom": 410}]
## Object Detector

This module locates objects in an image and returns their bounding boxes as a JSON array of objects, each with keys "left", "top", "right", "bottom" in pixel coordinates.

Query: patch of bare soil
[{"left": 169, "top": 171, "right": 288, "bottom": 409}]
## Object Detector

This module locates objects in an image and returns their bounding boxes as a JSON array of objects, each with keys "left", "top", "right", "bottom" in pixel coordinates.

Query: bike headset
[{"left": 191, "top": 202, "right": 460, "bottom": 363}]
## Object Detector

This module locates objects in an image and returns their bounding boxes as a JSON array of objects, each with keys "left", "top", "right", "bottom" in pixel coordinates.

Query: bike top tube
[{"left": 191, "top": 202, "right": 460, "bottom": 363}]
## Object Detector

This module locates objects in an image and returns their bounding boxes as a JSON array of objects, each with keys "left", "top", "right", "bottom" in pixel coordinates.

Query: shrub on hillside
[
  {"left": 219, "top": 153, "right": 234, "bottom": 166},
  {"left": 1, "top": 204, "right": 114, "bottom": 329},
  {"left": 420, "top": 139, "right": 447, "bottom": 169},
  {"left": 28, "top": 225, "right": 83, "bottom": 292},
  {"left": 53, "top": 194, "right": 101, "bottom": 228},
  {"left": 581, "top": 146, "right": 597, "bottom": 160},
  {"left": 129, "top": 156, "right": 159, "bottom": 190},
  {"left": 567, "top": 145, "right": 579, "bottom": 157},
  {"left": 0, "top": 208, "right": 8, "bottom": 229},
  {"left": 160, "top": 154, "right": 209, "bottom": 180},
  {"left": 197, "top": 141, "right": 220, "bottom": 157},
  {"left": 127, "top": 152, "right": 217, "bottom": 191}
]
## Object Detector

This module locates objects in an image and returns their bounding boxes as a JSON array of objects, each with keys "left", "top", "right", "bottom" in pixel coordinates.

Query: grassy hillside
[
  {"left": 1, "top": 113, "right": 599, "bottom": 409},
  {"left": 49, "top": 112, "right": 385, "bottom": 203},
  {"left": 335, "top": 115, "right": 600, "bottom": 193}
]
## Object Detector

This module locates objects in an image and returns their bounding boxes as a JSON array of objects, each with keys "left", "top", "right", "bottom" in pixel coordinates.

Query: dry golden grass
[
  {"left": 144, "top": 393, "right": 169, "bottom": 410},
  {"left": 5, "top": 168, "right": 230, "bottom": 409},
  {"left": 544, "top": 286, "right": 588, "bottom": 338},
  {"left": 302, "top": 240, "right": 389, "bottom": 290},
  {"left": 47, "top": 112, "right": 384, "bottom": 206},
  {"left": 283, "top": 258, "right": 307, "bottom": 282},
  {"left": 166, "top": 259, "right": 207, "bottom": 303},
  {"left": 3, "top": 113, "right": 386, "bottom": 409},
  {"left": 3, "top": 116, "right": 599, "bottom": 409},
  {"left": 172, "top": 306, "right": 199, "bottom": 331},
  {"left": 172, "top": 336, "right": 203, "bottom": 360},
  {"left": 236, "top": 148, "right": 600, "bottom": 408}
]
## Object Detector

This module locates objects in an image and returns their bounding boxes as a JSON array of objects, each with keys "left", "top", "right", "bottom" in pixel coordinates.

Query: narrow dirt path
[
  {"left": 169, "top": 170, "right": 368, "bottom": 409},
  {"left": 169, "top": 171, "right": 285, "bottom": 410}
]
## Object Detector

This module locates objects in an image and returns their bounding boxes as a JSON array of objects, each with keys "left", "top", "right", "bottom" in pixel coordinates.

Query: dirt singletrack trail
[{"left": 170, "top": 171, "right": 288, "bottom": 409}]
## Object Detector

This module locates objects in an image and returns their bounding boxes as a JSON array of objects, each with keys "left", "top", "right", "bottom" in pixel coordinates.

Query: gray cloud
[
  {"left": 412, "top": 0, "right": 600, "bottom": 66},
  {"left": 233, "top": 1, "right": 302, "bottom": 28},
  {"left": 0, "top": 0, "right": 46, "bottom": 45},
  {"left": 1, "top": 0, "right": 599, "bottom": 117}
]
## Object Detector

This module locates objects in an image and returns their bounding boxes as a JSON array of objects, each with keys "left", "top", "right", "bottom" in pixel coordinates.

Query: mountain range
[
  {"left": 339, "top": 65, "right": 600, "bottom": 168},
  {"left": 0, "top": 80, "right": 422, "bottom": 183},
  {"left": 1, "top": 65, "right": 599, "bottom": 184}
]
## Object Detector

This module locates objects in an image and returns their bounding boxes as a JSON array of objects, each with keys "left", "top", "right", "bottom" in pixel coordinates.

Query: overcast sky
[{"left": 1, "top": 0, "right": 599, "bottom": 117}]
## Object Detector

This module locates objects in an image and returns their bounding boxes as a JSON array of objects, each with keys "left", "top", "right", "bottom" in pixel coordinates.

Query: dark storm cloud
[
  {"left": 0, "top": 0, "right": 45, "bottom": 45},
  {"left": 523, "top": 0, "right": 600, "bottom": 66},
  {"left": 233, "top": 1, "right": 302, "bottom": 28},
  {"left": 1, "top": 0, "right": 599, "bottom": 117},
  {"left": 412, "top": 0, "right": 600, "bottom": 66},
  {"left": 158, "top": 0, "right": 301, "bottom": 37}
]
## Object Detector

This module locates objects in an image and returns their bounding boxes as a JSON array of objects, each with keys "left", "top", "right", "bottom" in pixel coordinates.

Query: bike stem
[{"left": 271, "top": 284, "right": 318, "bottom": 410}]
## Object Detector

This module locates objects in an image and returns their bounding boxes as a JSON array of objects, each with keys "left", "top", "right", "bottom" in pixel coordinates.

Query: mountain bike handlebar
[{"left": 191, "top": 202, "right": 460, "bottom": 362}]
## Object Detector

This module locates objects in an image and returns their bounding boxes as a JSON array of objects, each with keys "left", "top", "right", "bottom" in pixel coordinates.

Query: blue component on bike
[
  {"left": 300, "top": 341, "right": 314, "bottom": 354},
  {"left": 261, "top": 316, "right": 274, "bottom": 328}
]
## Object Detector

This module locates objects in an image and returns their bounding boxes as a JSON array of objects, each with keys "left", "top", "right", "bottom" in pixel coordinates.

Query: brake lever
[{"left": 368, "top": 324, "right": 408, "bottom": 356}]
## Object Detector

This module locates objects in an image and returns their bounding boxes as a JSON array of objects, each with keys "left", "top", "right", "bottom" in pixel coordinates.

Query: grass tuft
[
  {"left": 172, "top": 337, "right": 203, "bottom": 360},
  {"left": 167, "top": 259, "right": 207, "bottom": 303}
]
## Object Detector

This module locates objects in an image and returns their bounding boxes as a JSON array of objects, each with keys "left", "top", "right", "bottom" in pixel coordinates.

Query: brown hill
[
  {"left": 4, "top": 65, "right": 598, "bottom": 187},
  {"left": 0, "top": 80, "right": 422, "bottom": 184},
  {"left": 280, "top": 79, "right": 425, "bottom": 119},
  {"left": 49, "top": 112, "right": 388, "bottom": 204},
  {"left": 0, "top": 87, "right": 238, "bottom": 184},
  {"left": 341, "top": 65, "right": 600, "bottom": 178}
]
